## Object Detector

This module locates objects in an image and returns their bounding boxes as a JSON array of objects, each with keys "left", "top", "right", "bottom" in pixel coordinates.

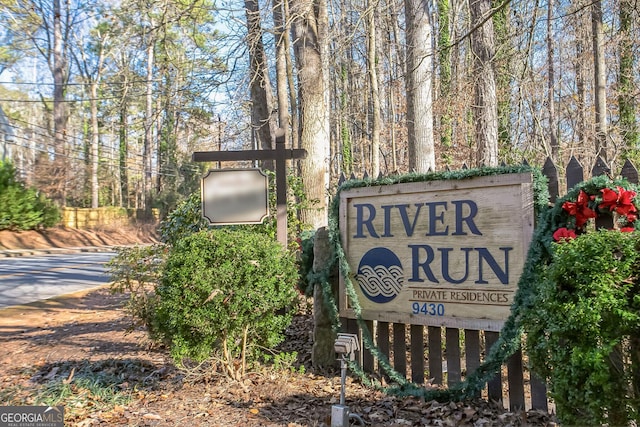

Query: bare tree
[
  {"left": 2, "top": 0, "right": 79, "bottom": 203},
  {"left": 73, "top": 27, "right": 108, "bottom": 208},
  {"left": 291, "top": 0, "right": 330, "bottom": 229},
  {"left": 404, "top": 0, "right": 436, "bottom": 172},
  {"left": 618, "top": 0, "right": 637, "bottom": 153},
  {"left": 245, "top": 0, "right": 276, "bottom": 164},
  {"left": 367, "top": 0, "right": 382, "bottom": 177},
  {"left": 273, "top": 0, "right": 290, "bottom": 138},
  {"left": 52, "top": 0, "right": 69, "bottom": 204},
  {"left": 470, "top": 0, "right": 498, "bottom": 167},
  {"left": 591, "top": 0, "right": 607, "bottom": 161},
  {"left": 546, "top": 0, "right": 559, "bottom": 161}
]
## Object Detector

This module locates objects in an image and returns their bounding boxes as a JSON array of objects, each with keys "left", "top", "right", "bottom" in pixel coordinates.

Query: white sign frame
[{"left": 201, "top": 168, "right": 269, "bottom": 225}]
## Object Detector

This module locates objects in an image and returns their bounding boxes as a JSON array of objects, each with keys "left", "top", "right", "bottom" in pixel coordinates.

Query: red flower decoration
[
  {"left": 598, "top": 186, "right": 637, "bottom": 216},
  {"left": 554, "top": 184, "right": 639, "bottom": 243},
  {"left": 598, "top": 187, "right": 619, "bottom": 211},
  {"left": 616, "top": 188, "right": 637, "bottom": 216},
  {"left": 553, "top": 227, "right": 577, "bottom": 242},
  {"left": 562, "top": 190, "right": 596, "bottom": 228}
]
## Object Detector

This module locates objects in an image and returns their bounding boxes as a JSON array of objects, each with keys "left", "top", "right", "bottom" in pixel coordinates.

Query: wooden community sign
[{"left": 339, "top": 172, "right": 534, "bottom": 331}]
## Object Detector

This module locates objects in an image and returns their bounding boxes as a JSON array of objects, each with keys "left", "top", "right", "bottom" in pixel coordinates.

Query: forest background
[{"left": 0, "top": 0, "right": 637, "bottom": 229}]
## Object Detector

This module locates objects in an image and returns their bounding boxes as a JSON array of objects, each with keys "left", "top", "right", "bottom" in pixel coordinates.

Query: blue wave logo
[{"left": 356, "top": 247, "right": 404, "bottom": 303}]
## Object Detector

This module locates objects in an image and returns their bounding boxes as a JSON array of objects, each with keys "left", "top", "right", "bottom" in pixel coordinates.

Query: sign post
[{"left": 192, "top": 129, "right": 306, "bottom": 246}]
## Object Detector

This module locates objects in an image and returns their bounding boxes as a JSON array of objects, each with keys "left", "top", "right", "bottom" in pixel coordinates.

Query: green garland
[
  {"left": 314, "top": 166, "right": 640, "bottom": 402},
  {"left": 309, "top": 165, "right": 552, "bottom": 401}
]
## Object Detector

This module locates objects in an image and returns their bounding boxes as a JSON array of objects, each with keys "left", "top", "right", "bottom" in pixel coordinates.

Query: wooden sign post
[{"left": 192, "top": 129, "right": 306, "bottom": 246}]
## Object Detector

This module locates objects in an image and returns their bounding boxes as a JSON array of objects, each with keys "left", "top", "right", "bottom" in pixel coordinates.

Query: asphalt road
[{"left": 0, "top": 252, "right": 116, "bottom": 309}]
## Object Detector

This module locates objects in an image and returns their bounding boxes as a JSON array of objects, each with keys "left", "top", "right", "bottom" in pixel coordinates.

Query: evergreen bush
[
  {"left": 106, "top": 244, "right": 168, "bottom": 333},
  {"left": 157, "top": 192, "right": 207, "bottom": 246},
  {"left": 296, "top": 229, "right": 316, "bottom": 296},
  {"left": 523, "top": 230, "right": 640, "bottom": 425},
  {"left": 153, "top": 229, "right": 299, "bottom": 378},
  {"left": 0, "top": 161, "right": 59, "bottom": 230}
]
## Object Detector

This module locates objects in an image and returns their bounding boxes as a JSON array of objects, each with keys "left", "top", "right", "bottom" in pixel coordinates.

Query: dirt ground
[
  {"left": 0, "top": 225, "right": 161, "bottom": 250},
  {"left": 0, "top": 227, "right": 557, "bottom": 426}
]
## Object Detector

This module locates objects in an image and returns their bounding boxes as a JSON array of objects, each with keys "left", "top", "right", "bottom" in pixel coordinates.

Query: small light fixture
[{"left": 331, "top": 333, "right": 364, "bottom": 427}]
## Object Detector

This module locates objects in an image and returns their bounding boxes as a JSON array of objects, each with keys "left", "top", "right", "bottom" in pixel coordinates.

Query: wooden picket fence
[{"left": 337, "top": 156, "right": 639, "bottom": 411}]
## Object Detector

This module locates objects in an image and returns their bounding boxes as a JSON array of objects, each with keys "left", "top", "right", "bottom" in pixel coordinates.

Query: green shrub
[
  {"left": 523, "top": 230, "right": 640, "bottom": 425},
  {"left": 297, "top": 229, "right": 316, "bottom": 296},
  {"left": 153, "top": 229, "right": 300, "bottom": 378},
  {"left": 0, "top": 161, "right": 60, "bottom": 230},
  {"left": 157, "top": 192, "right": 208, "bottom": 246},
  {"left": 106, "top": 244, "right": 169, "bottom": 333}
]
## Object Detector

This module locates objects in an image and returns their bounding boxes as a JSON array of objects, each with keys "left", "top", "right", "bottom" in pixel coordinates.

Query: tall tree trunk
[
  {"left": 339, "top": 64, "right": 353, "bottom": 175},
  {"left": 119, "top": 96, "right": 129, "bottom": 208},
  {"left": 291, "top": 0, "right": 330, "bottom": 229},
  {"left": 404, "top": 0, "right": 435, "bottom": 173},
  {"left": 246, "top": 0, "right": 276, "bottom": 167},
  {"left": 53, "top": 0, "right": 68, "bottom": 205},
  {"left": 273, "top": 0, "right": 290, "bottom": 137},
  {"left": 438, "top": 0, "right": 452, "bottom": 153},
  {"left": 143, "top": 36, "right": 154, "bottom": 209},
  {"left": 388, "top": 0, "right": 402, "bottom": 172},
  {"left": 89, "top": 81, "right": 100, "bottom": 208},
  {"left": 574, "top": 12, "right": 588, "bottom": 147},
  {"left": 470, "top": 0, "right": 498, "bottom": 167},
  {"left": 492, "top": 0, "right": 511, "bottom": 152},
  {"left": 546, "top": 0, "right": 559, "bottom": 161},
  {"left": 282, "top": 0, "right": 299, "bottom": 149},
  {"left": 618, "top": 0, "right": 637, "bottom": 151},
  {"left": 592, "top": 0, "right": 607, "bottom": 161},
  {"left": 72, "top": 27, "right": 107, "bottom": 209},
  {"left": 367, "top": 0, "right": 381, "bottom": 178}
]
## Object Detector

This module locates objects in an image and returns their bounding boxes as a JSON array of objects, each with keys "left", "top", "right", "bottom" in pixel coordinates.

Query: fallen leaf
[{"left": 143, "top": 413, "right": 162, "bottom": 420}]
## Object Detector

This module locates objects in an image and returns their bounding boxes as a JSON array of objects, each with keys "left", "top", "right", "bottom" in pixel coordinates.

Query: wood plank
[
  {"left": 410, "top": 324, "right": 425, "bottom": 384},
  {"left": 445, "top": 328, "right": 462, "bottom": 386},
  {"left": 393, "top": 323, "right": 407, "bottom": 377},
  {"left": 529, "top": 372, "right": 549, "bottom": 411},
  {"left": 465, "top": 329, "right": 481, "bottom": 397},
  {"left": 342, "top": 310, "right": 506, "bottom": 332},
  {"left": 363, "top": 320, "right": 374, "bottom": 373},
  {"left": 428, "top": 326, "right": 443, "bottom": 385},
  {"left": 542, "top": 157, "right": 559, "bottom": 203},
  {"left": 591, "top": 156, "right": 610, "bottom": 177},
  {"left": 629, "top": 335, "right": 640, "bottom": 411},
  {"left": 376, "top": 321, "right": 390, "bottom": 380},
  {"left": 507, "top": 349, "right": 525, "bottom": 410},
  {"left": 485, "top": 331, "right": 502, "bottom": 403},
  {"left": 621, "top": 159, "right": 639, "bottom": 184},
  {"left": 339, "top": 172, "right": 534, "bottom": 198},
  {"left": 192, "top": 148, "right": 307, "bottom": 162},
  {"left": 377, "top": 321, "right": 390, "bottom": 363},
  {"left": 566, "top": 156, "right": 583, "bottom": 191}
]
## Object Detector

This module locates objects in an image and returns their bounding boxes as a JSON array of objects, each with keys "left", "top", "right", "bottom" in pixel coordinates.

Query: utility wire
[
  {"left": 4, "top": 137, "right": 184, "bottom": 178},
  {"left": 5, "top": 123, "right": 202, "bottom": 177}
]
